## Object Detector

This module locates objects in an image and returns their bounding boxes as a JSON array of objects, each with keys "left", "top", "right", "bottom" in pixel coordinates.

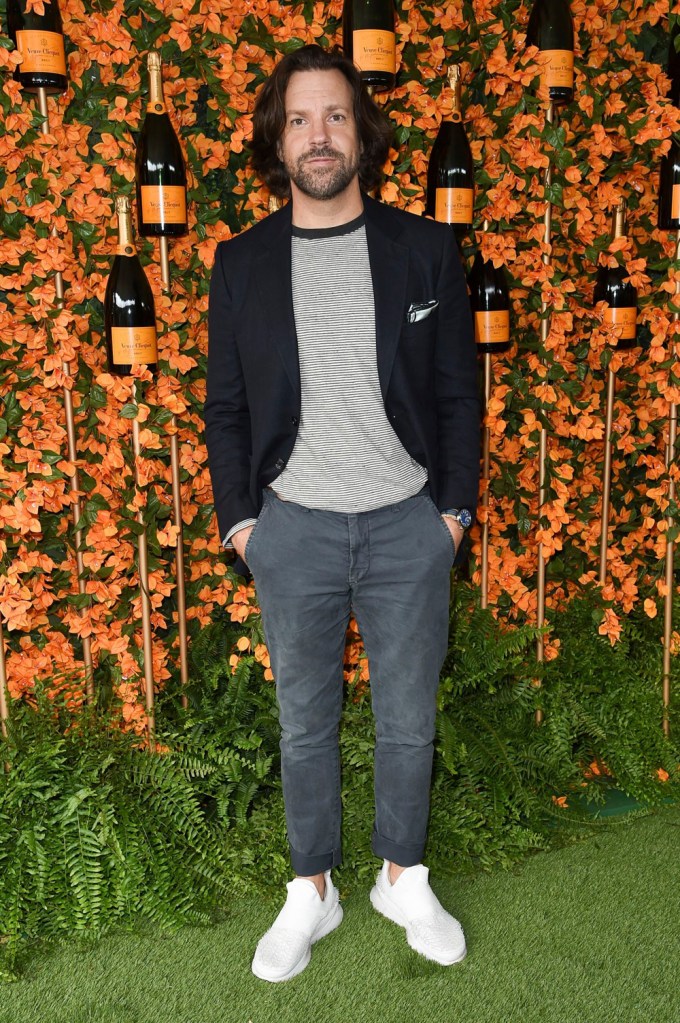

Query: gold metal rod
[
  {"left": 662, "top": 228, "right": 680, "bottom": 737},
  {"left": 0, "top": 616, "right": 8, "bottom": 772},
  {"left": 0, "top": 618, "right": 8, "bottom": 742},
  {"left": 36, "top": 84, "right": 49, "bottom": 117},
  {"left": 132, "top": 380, "right": 156, "bottom": 746},
  {"left": 663, "top": 404, "right": 676, "bottom": 739},
  {"left": 169, "top": 425, "right": 188, "bottom": 689},
  {"left": 481, "top": 352, "right": 492, "bottom": 608},
  {"left": 599, "top": 366, "right": 616, "bottom": 586},
  {"left": 159, "top": 234, "right": 170, "bottom": 288},
  {"left": 158, "top": 237, "right": 188, "bottom": 702},
  {"left": 37, "top": 87, "right": 94, "bottom": 701},
  {"left": 536, "top": 425, "right": 548, "bottom": 638},
  {"left": 535, "top": 100, "right": 555, "bottom": 719}
]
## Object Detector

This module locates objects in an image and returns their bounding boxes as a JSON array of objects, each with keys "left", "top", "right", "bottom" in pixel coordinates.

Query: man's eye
[
  {"left": 290, "top": 117, "right": 305, "bottom": 126},
  {"left": 329, "top": 114, "right": 345, "bottom": 122}
]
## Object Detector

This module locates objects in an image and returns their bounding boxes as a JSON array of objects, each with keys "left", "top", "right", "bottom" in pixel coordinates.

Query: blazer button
[
  {"left": 290, "top": 416, "right": 299, "bottom": 425},
  {"left": 275, "top": 458, "right": 285, "bottom": 470}
]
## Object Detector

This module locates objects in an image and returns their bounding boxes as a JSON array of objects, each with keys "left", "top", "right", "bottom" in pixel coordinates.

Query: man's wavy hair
[{"left": 249, "top": 44, "right": 394, "bottom": 198}]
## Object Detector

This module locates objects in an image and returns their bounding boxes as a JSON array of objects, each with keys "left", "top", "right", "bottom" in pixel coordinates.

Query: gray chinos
[{"left": 244, "top": 485, "right": 454, "bottom": 876}]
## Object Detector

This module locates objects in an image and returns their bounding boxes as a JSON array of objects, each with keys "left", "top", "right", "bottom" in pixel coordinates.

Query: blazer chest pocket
[{"left": 405, "top": 299, "right": 439, "bottom": 325}]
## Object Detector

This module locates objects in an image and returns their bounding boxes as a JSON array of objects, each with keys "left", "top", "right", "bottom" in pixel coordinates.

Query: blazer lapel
[
  {"left": 363, "top": 195, "right": 410, "bottom": 400},
  {"left": 254, "top": 205, "right": 300, "bottom": 400}
]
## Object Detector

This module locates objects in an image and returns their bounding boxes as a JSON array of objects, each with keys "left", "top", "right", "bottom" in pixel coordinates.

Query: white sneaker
[
  {"left": 251, "top": 870, "right": 343, "bottom": 982},
  {"left": 370, "top": 861, "right": 467, "bottom": 965}
]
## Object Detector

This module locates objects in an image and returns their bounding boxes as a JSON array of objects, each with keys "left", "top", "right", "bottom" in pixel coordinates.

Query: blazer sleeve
[
  {"left": 204, "top": 242, "right": 258, "bottom": 545},
  {"left": 434, "top": 229, "right": 481, "bottom": 520}
]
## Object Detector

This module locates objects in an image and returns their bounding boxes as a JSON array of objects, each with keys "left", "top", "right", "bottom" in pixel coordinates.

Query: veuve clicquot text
[
  {"left": 135, "top": 51, "right": 188, "bottom": 237},
  {"left": 593, "top": 201, "right": 637, "bottom": 350},
  {"left": 526, "top": 0, "right": 574, "bottom": 105},
  {"left": 6, "top": 0, "right": 67, "bottom": 95},
  {"left": 342, "top": 0, "right": 396, "bottom": 93},
  {"left": 426, "top": 65, "right": 474, "bottom": 233},
  {"left": 468, "top": 232, "right": 511, "bottom": 354},
  {"left": 104, "top": 196, "right": 158, "bottom": 375}
]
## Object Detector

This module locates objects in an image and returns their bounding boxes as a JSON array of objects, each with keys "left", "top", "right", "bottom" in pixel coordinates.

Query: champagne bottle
[
  {"left": 135, "top": 51, "right": 188, "bottom": 238},
  {"left": 593, "top": 201, "right": 637, "bottom": 350},
  {"left": 105, "top": 196, "right": 158, "bottom": 375},
  {"left": 342, "top": 0, "right": 396, "bottom": 93},
  {"left": 659, "top": 28, "right": 680, "bottom": 231},
  {"left": 669, "top": 21, "right": 680, "bottom": 108},
  {"left": 526, "top": 0, "right": 574, "bottom": 105},
  {"left": 468, "top": 222, "right": 511, "bottom": 354},
  {"left": 425, "top": 66, "right": 474, "bottom": 233},
  {"left": 6, "top": 0, "right": 68, "bottom": 95},
  {"left": 658, "top": 135, "right": 680, "bottom": 230}
]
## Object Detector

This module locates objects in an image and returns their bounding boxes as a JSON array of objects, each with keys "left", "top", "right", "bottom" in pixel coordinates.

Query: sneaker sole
[
  {"left": 251, "top": 901, "right": 344, "bottom": 983},
  {"left": 369, "top": 884, "right": 467, "bottom": 966}
]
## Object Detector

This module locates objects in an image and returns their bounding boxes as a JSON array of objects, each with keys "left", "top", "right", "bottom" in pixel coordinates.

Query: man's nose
[{"left": 308, "top": 116, "right": 331, "bottom": 145}]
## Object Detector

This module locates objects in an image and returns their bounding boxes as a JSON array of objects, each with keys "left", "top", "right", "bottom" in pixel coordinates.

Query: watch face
[{"left": 458, "top": 509, "right": 473, "bottom": 528}]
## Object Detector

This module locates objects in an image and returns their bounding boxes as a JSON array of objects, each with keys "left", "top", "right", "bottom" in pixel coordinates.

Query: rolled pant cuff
[
  {"left": 289, "top": 843, "right": 342, "bottom": 876},
  {"left": 371, "top": 828, "right": 425, "bottom": 868}
]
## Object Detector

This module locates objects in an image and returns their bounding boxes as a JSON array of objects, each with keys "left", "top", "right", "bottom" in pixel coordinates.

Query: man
[{"left": 204, "top": 44, "right": 480, "bottom": 982}]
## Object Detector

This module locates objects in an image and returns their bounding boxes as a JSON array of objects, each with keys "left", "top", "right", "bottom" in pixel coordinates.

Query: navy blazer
[{"left": 204, "top": 192, "right": 481, "bottom": 571}]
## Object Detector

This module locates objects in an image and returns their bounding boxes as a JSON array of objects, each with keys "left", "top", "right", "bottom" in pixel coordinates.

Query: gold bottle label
[
  {"left": 141, "top": 184, "right": 186, "bottom": 224},
  {"left": 15, "top": 29, "right": 66, "bottom": 75},
  {"left": 111, "top": 325, "right": 158, "bottom": 364},
  {"left": 435, "top": 187, "right": 473, "bottom": 224},
  {"left": 604, "top": 306, "right": 636, "bottom": 340},
  {"left": 542, "top": 49, "right": 574, "bottom": 90},
  {"left": 352, "top": 29, "right": 396, "bottom": 73},
  {"left": 475, "top": 310, "right": 510, "bottom": 345}
]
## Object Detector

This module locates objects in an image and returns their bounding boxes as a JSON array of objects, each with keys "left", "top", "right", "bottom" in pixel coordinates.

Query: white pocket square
[{"left": 405, "top": 300, "right": 439, "bottom": 324}]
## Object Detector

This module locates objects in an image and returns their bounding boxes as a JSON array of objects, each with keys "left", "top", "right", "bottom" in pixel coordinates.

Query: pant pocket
[
  {"left": 422, "top": 496, "right": 456, "bottom": 563},
  {"left": 244, "top": 494, "right": 272, "bottom": 566}
]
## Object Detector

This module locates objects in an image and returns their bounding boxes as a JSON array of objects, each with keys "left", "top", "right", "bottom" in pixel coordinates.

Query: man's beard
[{"left": 284, "top": 146, "right": 360, "bottom": 201}]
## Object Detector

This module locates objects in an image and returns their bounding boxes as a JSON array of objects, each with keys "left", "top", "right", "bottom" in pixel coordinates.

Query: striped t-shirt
[{"left": 223, "top": 210, "right": 427, "bottom": 546}]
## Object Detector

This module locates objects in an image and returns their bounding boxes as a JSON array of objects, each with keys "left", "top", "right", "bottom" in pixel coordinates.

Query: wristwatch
[{"left": 441, "top": 508, "right": 473, "bottom": 530}]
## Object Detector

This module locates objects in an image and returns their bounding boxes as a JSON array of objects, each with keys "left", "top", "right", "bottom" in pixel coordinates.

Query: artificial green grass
[{"left": 2, "top": 801, "right": 679, "bottom": 1023}]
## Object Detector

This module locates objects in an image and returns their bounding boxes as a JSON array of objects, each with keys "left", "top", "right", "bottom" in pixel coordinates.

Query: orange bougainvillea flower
[
  {"left": 598, "top": 609, "right": 622, "bottom": 647},
  {"left": 479, "top": 231, "right": 516, "bottom": 268},
  {"left": 254, "top": 643, "right": 270, "bottom": 668}
]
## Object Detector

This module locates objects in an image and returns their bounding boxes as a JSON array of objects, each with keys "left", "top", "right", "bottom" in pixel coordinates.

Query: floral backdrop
[{"left": 0, "top": 0, "right": 679, "bottom": 730}]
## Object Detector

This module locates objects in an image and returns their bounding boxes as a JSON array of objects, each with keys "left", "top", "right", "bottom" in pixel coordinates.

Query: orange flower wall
[{"left": 0, "top": 0, "right": 679, "bottom": 726}]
